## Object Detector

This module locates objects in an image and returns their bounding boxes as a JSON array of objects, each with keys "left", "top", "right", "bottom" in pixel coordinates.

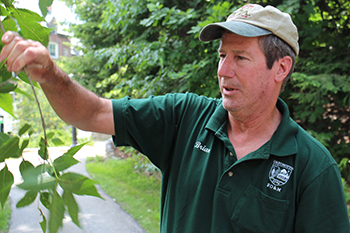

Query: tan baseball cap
[{"left": 199, "top": 4, "right": 299, "bottom": 55}]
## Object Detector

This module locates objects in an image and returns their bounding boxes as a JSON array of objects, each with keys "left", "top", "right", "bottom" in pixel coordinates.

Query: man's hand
[{"left": 0, "top": 31, "right": 55, "bottom": 83}]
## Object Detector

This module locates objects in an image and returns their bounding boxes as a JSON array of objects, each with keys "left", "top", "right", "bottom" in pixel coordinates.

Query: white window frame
[{"left": 49, "top": 42, "right": 59, "bottom": 59}]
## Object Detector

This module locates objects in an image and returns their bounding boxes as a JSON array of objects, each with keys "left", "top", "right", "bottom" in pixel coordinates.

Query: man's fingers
[
  {"left": 1, "top": 35, "right": 40, "bottom": 73},
  {"left": 0, "top": 31, "right": 54, "bottom": 83},
  {"left": 0, "top": 32, "right": 22, "bottom": 63},
  {"left": 1, "top": 31, "right": 19, "bottom": 44}
]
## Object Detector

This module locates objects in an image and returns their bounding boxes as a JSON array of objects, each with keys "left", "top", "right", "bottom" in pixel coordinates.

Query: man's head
[{"left": 200, "top": 4, "right": 298, "bottom": 91}]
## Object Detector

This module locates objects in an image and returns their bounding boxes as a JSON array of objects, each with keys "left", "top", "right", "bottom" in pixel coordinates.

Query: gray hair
[{"left": 258, "top": 35, "right": 296, "bottom": 92}]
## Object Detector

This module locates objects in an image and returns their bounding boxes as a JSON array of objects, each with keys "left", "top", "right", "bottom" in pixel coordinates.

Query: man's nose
[{"left": 217, "top": 58, "right": 234, "bottom": 78}]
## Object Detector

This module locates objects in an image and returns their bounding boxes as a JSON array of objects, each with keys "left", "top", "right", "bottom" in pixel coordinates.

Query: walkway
[{"left": 6, "top": 143, "right": 146, "bottom": 233}]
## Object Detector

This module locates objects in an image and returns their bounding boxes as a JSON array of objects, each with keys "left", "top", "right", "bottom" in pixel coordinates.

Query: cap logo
[{"left": 227, "top": 4, "right": 255, "bottom": 21}]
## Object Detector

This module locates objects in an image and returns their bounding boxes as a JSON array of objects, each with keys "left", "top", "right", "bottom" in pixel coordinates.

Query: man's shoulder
[
  {"left": 293, "top": 123, "right": 338, "bottom": 182},
  {"left": 295, "top": 124, "right": 332, "bottom": 159},
  {"left": 160, "top": 92, "right": 222, "bottom": 112}
]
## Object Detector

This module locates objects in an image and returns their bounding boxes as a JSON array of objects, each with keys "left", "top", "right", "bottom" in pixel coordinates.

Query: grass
[
  {"left": 86, "top": 155, "right": 161, "bottom": 233},
  {"left": 0, "top": 200, "right": 11, "bottom": 233}
]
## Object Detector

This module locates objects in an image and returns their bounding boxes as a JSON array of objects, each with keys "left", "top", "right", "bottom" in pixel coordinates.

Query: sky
[{"left": 15, "top": 0, "right": 77, "bottom": 34}]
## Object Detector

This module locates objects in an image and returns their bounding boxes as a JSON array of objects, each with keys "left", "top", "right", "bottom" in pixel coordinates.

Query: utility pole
[
  {"left": 0, "top": 115, "right": 4, "bottom": 133},
  {"left": 72, "top": 125, "right": 77, "bottom": 146}
]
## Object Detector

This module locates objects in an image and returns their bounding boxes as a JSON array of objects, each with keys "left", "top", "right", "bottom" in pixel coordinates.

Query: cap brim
[{"left": 199, "top": 21, "right": 272, "bottom": 42}]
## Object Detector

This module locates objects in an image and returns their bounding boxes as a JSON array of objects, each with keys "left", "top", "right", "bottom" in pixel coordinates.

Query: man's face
[{"left": 217, "top": 33, "right": 279, "bottom": 119}]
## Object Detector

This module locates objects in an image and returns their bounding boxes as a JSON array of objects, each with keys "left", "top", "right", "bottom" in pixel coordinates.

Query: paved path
[{"left": 6, "top": 143, "right": 146, "bottom": 233}]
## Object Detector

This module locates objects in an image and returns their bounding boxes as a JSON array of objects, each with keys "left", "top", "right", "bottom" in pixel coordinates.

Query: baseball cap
[{"left": 199, "top": 4, "right": 299, "bottom": 55}]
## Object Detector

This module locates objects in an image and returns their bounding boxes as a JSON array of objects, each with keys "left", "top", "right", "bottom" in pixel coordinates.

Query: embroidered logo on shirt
[
  {"left": 267, "top": 160, "right": 294, "bottom": 192},
  {"left": 194, "top": 141, "right": 211, "bottom": 153}
]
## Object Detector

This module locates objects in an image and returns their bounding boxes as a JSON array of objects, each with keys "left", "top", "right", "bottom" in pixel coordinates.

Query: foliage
[
  {"left": 0, "top": 1, "right": 101, "bottom": 232},
  {"left": 86, "top": 152, "right": 161, "bottom": 232},
  {"left": 281, "top": 73, "right": 350, "bottom": 179},
  {"left": 0, "top": 199, "right": 10, "bottom": 232},
  {"left": 14, "top": 83, "right": 72, "bottom": 147},
  {"left": 278, "top": 0, "right": 350, "bottom": 182},
  {"left": 60, "top": 0, "right": 350, "bottom": 182}
]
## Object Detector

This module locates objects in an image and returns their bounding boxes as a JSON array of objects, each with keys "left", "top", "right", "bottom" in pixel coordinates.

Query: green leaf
[
  {"left": 46, "top": 132, "right": 55, "bottom": 140},
  {"left": 40, "top": 213, "right": 47, "bottom": 233},
  {"left": 58, "top": 172, "right": 102, "bottom": 198},
  {"left": 78, "top": 178, "right": 102, "bottom": 198},
  {"left": 49, "top": 190, "right": 65, "bottom": 233},
  {"left": 75, "top": 179, "right": 103, "bottom": 199},
  {"left": 62, "top": 191, "right": 80, "bottom": 227},
  {"left": 19, "top": 139, "right": 29, "bottom": 154},
  {"left": 13, "top": 86, "right": 32, "bottom": 99},
  {"left": 0, "top": 5, "right": 9, "bottom": 17},
  {"left": 1, "top": 16, "right": 17, "bottom": 35},
  {"left": 0, "top": 133, "right": 10, "bottom": 146},
  {"left": 18, "top": 175, "right": 56, "bottom": 191},
  {"left": 64, "top": 142, "right": 89, "bottom": 157},
  {"left": 18, "top": 123, "right": 31, "bottom": 136},
  {"left": 52, "top": 142, "right": 88, "bottom": 172},
  {"left": 38, "top": 137, "right": 48, "bottom": 160},
  {"left": 1, "top": 0, "right": 15, "bottom": 8},
  {"left": 17, "top": 162, "right": 55, "bottom": 192},
  {"left": 0, "top": 59, "right": 6, "bottom": 70},
  {"left": 16, "top": 71, "right": 40, "bottom": 88},
  {"left": 58, "top": 172, "right": 86, "bottom": 192},
  {"left": 16, "top": 190, "right": 38, "bottom": 208},
  {"left": 0, "top": 164, "right": 13, "bottom": 209},
  {"left": 0, "top": 82, "right": 17, "bottom": 93},
  {"left": 19, "top": 159, "right": 36, "bottom": 181},
  {"left": 0, "top": 93, "right": 15, "bottom": 118},
  {"left": 0, "top": 66, "right": 12, "bottom": 84},
  {"left": 12, "top": 8, "right": 50, "bottom": 46},
  {"left": 53, "top": 153, "right": 79, "bottom": 173},
  {"left": 0, "top": 136, "right": 20, "bottom": 162},
  {"left": 51, "top": 138, "right": 64, "bottom": 146},
  {"left": 39, "top": 0, "right": 54, "bottom": 18},
  {"left": 40, "top": 191, "right": 51, "bottom": 209}
]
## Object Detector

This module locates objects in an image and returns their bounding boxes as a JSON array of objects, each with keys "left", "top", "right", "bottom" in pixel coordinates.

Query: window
[
  {"left": 49, "top": 42, "right": 59, "bottom": 59},
  {"left": 63, "top": 48, "right": 69, "bottom": 57}
]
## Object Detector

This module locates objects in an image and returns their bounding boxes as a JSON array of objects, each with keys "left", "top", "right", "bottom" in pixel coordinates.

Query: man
[{"left": 1, "top": 4, "right": 349, "bottom": 233}]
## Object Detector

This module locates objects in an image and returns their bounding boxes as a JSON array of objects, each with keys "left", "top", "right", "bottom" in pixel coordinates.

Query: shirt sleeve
[
  {"left": 294, "top": 164, "right": 350, "bottom": 232},
  {"left": 112, "top": 93, "right": 215, "bottom": 170}
]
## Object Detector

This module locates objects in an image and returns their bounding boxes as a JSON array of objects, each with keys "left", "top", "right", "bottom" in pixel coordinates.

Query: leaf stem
[
  {"left": 25, "top": 68, "right": 48, "bottom": 160},
  {"left": 0, "top": 20, "right": 48, "bottom": 160}
]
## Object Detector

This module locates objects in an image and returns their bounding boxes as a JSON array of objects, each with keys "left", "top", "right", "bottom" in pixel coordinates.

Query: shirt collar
[{"left": 206, "top": 98, "right": 298, "bottom": 156}]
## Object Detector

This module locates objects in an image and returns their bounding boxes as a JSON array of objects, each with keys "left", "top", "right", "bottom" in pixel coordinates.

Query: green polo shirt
[{"left": 112, "top": 93, "right": 350, "bottom": 233}]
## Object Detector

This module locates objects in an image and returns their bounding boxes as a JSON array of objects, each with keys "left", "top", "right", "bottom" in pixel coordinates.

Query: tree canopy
[{"left": 60, "top": 0, "right": 350, "bottom": 181}]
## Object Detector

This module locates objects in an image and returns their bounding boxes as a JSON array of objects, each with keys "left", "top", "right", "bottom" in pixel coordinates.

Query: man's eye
[{"left": 236, "top": 56, "right": 245, "bottom": 60}]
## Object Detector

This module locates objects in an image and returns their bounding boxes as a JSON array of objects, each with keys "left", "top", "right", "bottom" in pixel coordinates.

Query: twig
[
  {"left": 0, "top": 21, "right": 5, "bottom": 35},
  {"left": 0, "top": 20, "right": 48, "bottom": 160},
  {"left": 24, "top": 68, "right": 48, "bottom": 160}
]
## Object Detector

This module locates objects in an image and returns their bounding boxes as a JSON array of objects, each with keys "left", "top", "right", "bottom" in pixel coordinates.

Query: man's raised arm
[{"left": 0, "top": 31, "right": 115, "bottom": 135}]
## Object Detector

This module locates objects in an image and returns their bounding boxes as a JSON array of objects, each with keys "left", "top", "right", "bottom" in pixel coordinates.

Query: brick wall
[{"left": 48, "top": 33, "right": 72, "bottom": 59}]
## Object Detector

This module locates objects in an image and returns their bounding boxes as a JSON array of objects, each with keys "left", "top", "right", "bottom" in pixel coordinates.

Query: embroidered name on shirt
[
  {"left": 267, "top": 160, "right": 294, "bottom": 192},
  {"left": 194, "top": 141, "right": 211, "bottom": 153}
]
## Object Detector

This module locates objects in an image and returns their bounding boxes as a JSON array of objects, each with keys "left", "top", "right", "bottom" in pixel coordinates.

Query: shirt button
[
  {"left": 228, "top": 171, "right": 234, "bottom": 177},
  {"left": 230, "top": 152, "right": 234, "bottom": 157}
]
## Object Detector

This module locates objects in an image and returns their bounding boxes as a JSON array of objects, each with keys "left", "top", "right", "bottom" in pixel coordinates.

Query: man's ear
[{"left": 275, "top": 56, "right": 293, "bottom": 82}]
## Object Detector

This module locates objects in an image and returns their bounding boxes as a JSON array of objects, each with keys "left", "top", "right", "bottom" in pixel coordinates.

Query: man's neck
[{"left": 227, "top": 106, "right": 282, "bottom": 160}]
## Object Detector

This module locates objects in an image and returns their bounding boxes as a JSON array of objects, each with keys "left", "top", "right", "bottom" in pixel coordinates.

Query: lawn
[{"left": 86, "top": 155, "right": 161, "bottom": 233}]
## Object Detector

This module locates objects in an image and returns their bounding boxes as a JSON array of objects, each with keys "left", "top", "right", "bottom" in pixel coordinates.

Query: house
[{"left": 47, "top": 17, "right": 72, "bottom": 60}]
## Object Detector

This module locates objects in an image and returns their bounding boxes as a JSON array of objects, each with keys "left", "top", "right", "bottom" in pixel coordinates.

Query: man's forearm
[
  {"left": 40, "top": 65, "right": 115, "bottom": 135},
  {"left": 0, "top": 31, "right": 115, "bottom": 135}
]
